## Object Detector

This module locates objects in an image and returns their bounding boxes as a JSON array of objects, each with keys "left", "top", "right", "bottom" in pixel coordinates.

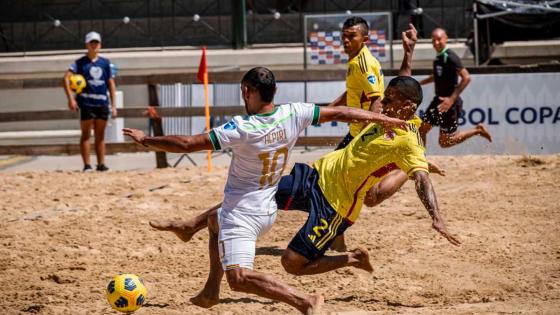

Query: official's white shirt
[{"left": 209, "top": 103, "right": 320, "bottom": 214}]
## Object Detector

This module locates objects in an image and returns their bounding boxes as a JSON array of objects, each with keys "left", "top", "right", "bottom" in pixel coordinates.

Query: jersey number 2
[{"left": 258, "top": 147, "right": 288, "bottom": 189}]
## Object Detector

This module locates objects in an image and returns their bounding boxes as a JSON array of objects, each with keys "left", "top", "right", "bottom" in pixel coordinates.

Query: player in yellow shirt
[
  {"left": 331, "top": 17, "right": 385, "bottom": 150},
  {"left": 278, "top": 80, "right": 459, "bottom": 276},
  {"left": 327, "top": 17, "right": 386, "bottom": 251}
]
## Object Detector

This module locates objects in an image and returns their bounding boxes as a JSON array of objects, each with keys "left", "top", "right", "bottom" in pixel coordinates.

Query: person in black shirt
[{"left": 419, "top": 28, "right": 492, "bottom": 148}]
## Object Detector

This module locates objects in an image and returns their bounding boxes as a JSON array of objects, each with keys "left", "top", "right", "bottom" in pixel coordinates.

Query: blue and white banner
[
  {"left": 420, "top": 72, "right": 560, "bottom": 155},
  {"left": 183, "top": 72, "right": 560, "bottom": 155},
  {"left": 303, "top": 73, "right": 560, "bottom": 155}
]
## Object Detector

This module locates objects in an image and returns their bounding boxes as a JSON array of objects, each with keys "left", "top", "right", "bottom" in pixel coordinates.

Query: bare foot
[
  {"left": 351, "top": 246, "right": 374, "bottom": 273},
  {"left": 329, "top": 235, "right": 347, "bottom": 252},
  {"left": 149, "top": 219, "right": 196, "bottom": 242},
  {"left": 190, "top": 291, "right": 219, "bottom": 309},
  {"left": 305, "top": 293, "right": 324, "bottom": 315},
  {"left": 428, "top": 161, "right": 446, "bottom": 177},
  {"left": 476, "top": 124, "right": 492, "bottom": 142}
]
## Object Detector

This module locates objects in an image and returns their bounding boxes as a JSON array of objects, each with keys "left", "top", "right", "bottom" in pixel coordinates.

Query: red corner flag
[
  {"left": 198, "top": 46, "right": 212, "bottom": 172},
  {"left": 197, "top": 46, "right": 208, "bottom": 84}
]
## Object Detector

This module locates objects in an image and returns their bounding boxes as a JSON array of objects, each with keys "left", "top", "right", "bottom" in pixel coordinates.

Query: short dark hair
[
  {"left": 387, "top": 76, "right": 423, "bottom": 105},
  {"left": 241, "top": 67, "right": 276, "bottom": 103},
  {"left": 342, "top": 17, "right": 369, "bottom": 36}
]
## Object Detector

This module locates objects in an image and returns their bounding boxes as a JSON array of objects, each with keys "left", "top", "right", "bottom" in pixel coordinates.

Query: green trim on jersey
[
  {"left": 255, "top": 106, "right": 279, "bottom": 117},
  {"left": 209, "top": 130, "right": 221, "bottom": 150},
  {"left": 240, "top": 108, "right": 294, "bottom": 132},
  {"left": 312, "top": 105, "right": 320, "bottom": 125}
]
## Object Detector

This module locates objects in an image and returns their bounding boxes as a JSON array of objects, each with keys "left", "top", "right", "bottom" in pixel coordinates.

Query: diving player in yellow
[
  {"left": 279, "top": 24, "right": 460, "bottom": 276},
  {"left": 331, "top": 16, "right": 385, "bottom": 150},
  {"left": 312, "top": 116, "right": 428, "bottom": 224}
]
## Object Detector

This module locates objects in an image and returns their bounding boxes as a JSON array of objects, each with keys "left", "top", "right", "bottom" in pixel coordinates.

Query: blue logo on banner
[
  {"left": 367, "top": 74, "right": 376, "bottom": 85},
  {"left": 224, "top": 121, "right": 237, "bottom": 130}
]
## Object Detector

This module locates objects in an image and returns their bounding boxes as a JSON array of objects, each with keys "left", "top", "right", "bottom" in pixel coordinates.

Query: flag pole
[
  {"left": 198, "top": 46, "right": 212, "bottom": 172},
  {"left": 203, "top": 71, "right": 212, "bottom": 172}
]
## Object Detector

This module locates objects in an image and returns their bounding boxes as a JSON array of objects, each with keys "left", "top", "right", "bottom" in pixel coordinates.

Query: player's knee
[
  {"left": 80, "top": 132, "right": 91, "bottom": 142},
  {"left": 281, "top": 251, "right": 305, "bottom": 275},
  {"left": 94, "top": 130, "right": 105, "bottom": 139},
  {"left": 364, "top": 188, "right": 379, "bottom": 207},
  {"left": 225, "top": 269, "right": 247, "bottom": 292},
  {"left": 439, "top": 136, "right": 452, "bottom": 148},
  {"left": 207, "top": 212, "right": 219, "bottom": 233}
]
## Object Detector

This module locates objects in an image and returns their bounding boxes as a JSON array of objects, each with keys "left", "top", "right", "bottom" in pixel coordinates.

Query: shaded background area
[{"left": 0, "top": 0, "right": 474, "bottom": 52}]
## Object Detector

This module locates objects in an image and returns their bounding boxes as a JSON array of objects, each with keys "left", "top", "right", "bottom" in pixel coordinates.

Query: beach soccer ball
[
  {"left": 106, "top": 274, "right": 147, "bottom": 313},
  {"left": 69, "top": 74, "right": 86, "bottom": 94}
]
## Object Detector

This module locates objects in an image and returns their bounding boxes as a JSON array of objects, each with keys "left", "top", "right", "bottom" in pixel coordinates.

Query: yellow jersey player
[
  {"left": 279, "top": 34, "right": 460, "bottom": 275},
  {"left": 331, "top": 17, "right": 385, "bottom": 150}
]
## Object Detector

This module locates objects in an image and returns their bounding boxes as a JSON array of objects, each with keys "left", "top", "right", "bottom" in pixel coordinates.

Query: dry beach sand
[{"left": 1, "top": 155, "right": 559, "bottom": 314}]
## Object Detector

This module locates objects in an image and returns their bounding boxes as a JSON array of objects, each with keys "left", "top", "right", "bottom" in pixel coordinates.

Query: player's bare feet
[
  {"left": 329, "top": 235, "right": 347, "bottom": 252},
  {"left": 476, "top": 124, "right": 492, "bottom": 142},
  {"left": 190, "top": 291, "right": 219, "bottom": 308},
  {"left": 351, "top": 246, "right": 374, "bottom": 273},
  {"left": 149, "top": 219, "right": 196, "bottom": 243},
  {"left": 305, "top": 293, "right": 324, "bottom": 315},
  {"left": 428, "top": 161, "right": 446, "bottom": 176}
]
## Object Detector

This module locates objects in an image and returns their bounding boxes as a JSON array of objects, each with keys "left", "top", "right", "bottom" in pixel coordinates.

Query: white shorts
[{"left": 218, "top": 207, "right": 277, "bottom": 271}]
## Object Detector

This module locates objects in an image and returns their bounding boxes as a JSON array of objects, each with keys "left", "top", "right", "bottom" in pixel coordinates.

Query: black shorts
[
  {"left": 79, "top": 105, "right": 109, "bottom": 121},
  {"left": 276, "top": 163, "right": 352, "bottom": 260},
  {"left": 334, "top": 132, "right": 354, "bottom": 151},
  {"left": 422, "top": 96, "right": 463, "bottom": 134}
]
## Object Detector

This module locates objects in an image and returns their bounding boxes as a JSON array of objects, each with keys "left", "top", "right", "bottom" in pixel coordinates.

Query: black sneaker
[
  {"left": 83, "top": 164, "right": 93, "bottom": 172},
  {"left": 96, "top": 164, "right": 109, "bottom": 172}
]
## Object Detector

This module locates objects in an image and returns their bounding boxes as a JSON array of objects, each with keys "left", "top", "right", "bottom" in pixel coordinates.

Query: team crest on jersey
[
  {"left": 367, "top": 74, "right": 376, "bottom": 84},
  {"left": 89, "top": 66, "right": 103, "bottom": 79},
  {"left": 384, "top": 130, "right": 396, "bottom": 140},
  {"left": 224, "top": 121, "right": 237, "bottom": 130},
  {"left": 436, "top": 65, "right": 443, "bottom": 77}
]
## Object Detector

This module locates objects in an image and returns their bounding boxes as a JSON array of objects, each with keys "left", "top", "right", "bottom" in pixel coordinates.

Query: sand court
[{"left": 1, "top": 155, "right": 559, "bottom": 314}]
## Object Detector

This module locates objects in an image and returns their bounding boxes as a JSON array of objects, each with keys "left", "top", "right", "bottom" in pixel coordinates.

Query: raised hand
[{"left": 402, "top": 23, "right": 418, "bottom": 54}]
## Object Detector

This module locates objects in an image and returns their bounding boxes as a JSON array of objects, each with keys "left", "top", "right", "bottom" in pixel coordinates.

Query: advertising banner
[{"left": 420, "top": 72, "right": 560, "bottom": 155}]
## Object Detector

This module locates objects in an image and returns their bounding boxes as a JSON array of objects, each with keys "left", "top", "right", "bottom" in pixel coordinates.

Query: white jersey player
[
  {"left": 208, "top": 102, "right": 319, "bottom": 270},
  {"left": 123, "top": 67, "right": 407, "bottom": 314}
]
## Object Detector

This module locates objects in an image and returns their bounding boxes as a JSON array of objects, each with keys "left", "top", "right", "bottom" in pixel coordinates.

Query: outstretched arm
[
  {"left": 123, "top": 128, "right": 213, "bottom": 153},
  {"left": 413, "top": 170, "right": 460, "bottom": 246},
  {"left": 399, "top": 23, "right": 418, "bottom": 77},
  {"left": 318, "top": 106, "right": 407, "bottom": 130}
]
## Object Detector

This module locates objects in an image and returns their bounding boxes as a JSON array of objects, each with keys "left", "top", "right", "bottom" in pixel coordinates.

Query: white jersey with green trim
[{"left": 209, "top": 102, "right": 320, "bottom": 214}]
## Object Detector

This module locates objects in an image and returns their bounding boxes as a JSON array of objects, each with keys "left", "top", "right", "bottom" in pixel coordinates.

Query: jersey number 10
[{"left": 258, "top": 147, "right": 288, "bottom": 189}]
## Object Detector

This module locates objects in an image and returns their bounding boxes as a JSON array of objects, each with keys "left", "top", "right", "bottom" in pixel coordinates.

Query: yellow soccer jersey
[
  {"left": 314, "top": 116, "right": 428, "bottom": 223},
  {"left": 346, "top": 45, "right": 385, "bottom": 137}
]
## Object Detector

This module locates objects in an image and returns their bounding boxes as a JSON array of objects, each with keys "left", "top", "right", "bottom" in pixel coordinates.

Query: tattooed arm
[{"left": 413, "top": 170, "right": 461, "bottom": 246}]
